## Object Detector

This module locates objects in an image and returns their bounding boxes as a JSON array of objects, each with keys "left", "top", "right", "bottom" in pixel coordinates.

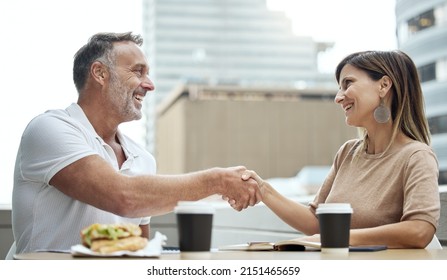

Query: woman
[{"left": 241, "top": 50, "right": 440, "bottom": 248}]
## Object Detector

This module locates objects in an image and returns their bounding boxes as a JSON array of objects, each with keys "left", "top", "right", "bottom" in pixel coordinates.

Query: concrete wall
[{"left": 156, "top": 96, "right": 357, "bottom": 178}]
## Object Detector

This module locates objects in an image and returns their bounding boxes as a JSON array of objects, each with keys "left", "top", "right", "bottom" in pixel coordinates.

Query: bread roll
[
  {"left": 80, "top": 223, "right": 148, "bottom": 253},
  {"left": 90, "top": 236, "right": 148, "bottom": 254}
]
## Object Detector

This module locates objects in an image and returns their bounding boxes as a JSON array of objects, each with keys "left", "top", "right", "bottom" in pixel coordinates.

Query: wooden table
[{"left": 13, "top": 249, "right": 447, "bottom": 260}]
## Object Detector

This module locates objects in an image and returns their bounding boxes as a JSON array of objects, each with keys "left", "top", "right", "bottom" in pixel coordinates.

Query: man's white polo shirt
[{"left": 12, "top": 103, "right": 156, "bottom": 254}]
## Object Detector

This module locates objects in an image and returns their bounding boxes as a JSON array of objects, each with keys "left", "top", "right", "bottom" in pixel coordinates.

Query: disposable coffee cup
[
  {"left": 174, "top": 201, "right": 215, "bottom": 252},
  {"left": 316, "top": 203, "right": 353, "bottom": 254}
]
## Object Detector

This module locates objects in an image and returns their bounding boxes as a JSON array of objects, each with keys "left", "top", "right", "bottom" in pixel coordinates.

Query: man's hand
[
  {"left": 220, "top": 167, "right": 262, "bottom": 211},
  {"left": 218, "top": 166, "right": 262, "bottom": 211}
]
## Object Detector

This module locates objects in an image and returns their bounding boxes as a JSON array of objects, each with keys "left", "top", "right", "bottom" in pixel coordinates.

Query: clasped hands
[{"left": 221, "top": 168, "right": 265, "bottom": 211}]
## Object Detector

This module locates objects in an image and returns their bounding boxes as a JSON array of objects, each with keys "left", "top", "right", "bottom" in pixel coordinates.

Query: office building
[
  {"left": 396, "top": 0, "right": 447, "bottom": 184},
  {"left": 141, "top": 0, "right": 334, "bottom": 152}
]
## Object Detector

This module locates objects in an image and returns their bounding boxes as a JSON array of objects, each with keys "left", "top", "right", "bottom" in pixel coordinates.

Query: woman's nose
[{"left": 334, "top": 91, "right": 345, "bottom": 104}]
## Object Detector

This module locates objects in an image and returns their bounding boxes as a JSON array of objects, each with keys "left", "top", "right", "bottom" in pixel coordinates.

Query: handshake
[{"left": 217, "top": 166, "right": 265, "bottom": 211}]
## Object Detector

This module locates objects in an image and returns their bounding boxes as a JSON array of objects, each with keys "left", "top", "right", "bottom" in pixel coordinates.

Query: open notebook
[{"left": 219, "top": 238, "right": 387, "bottom": 252}]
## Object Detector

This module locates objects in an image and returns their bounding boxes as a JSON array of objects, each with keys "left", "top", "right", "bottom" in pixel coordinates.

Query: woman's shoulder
[
  {"left": 394, "top": 140, "right": 438, "bottom": 167},
  {"left": 338, "top": 138, "right": 362, "bottom": 153},
  {"left": 401, "top": 140, "right": 434, "bottom": 154},
  {"left": 332, "top": 139, "right": 363, "bottom": 161}
]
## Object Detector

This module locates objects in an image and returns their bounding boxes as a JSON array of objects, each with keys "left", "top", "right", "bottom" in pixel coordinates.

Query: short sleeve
[
  {"left": 18, "top": 113, "right": 98, "bottom": 184},
  {"left": 401, "top": 149, "right": 440, "bottom": 228}
]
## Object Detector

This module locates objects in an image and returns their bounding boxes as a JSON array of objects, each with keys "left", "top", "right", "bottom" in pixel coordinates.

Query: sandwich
[{"left": 80, "top": 223, "right": 148, "bottom": 254}]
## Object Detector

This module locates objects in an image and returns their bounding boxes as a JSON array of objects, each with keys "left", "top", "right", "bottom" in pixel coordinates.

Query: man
[{"left": 11, "top": 32, "right": 261, "bottom": 254}]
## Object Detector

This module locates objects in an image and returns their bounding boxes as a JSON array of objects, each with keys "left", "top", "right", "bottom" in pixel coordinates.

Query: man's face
[{"left": 106, "top": 41, "right": 154, "bottom": 123}]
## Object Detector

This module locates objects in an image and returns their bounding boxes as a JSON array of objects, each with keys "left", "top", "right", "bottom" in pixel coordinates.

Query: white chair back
[
  {"left": 5, "top": 241, "right": 16, "bottom": 260},
  {"left": 425, "top": 235, "right": 442, "bottom": 249}
]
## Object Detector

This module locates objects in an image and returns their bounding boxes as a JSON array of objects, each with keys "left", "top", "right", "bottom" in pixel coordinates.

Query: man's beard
[{"left": 108, "top": 71, "right": 142, "bottom": 121}]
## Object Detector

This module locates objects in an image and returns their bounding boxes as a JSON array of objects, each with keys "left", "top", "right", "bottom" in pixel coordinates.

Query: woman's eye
[{"left": 345, "top": 80, "right": 352, "bottom": 88}]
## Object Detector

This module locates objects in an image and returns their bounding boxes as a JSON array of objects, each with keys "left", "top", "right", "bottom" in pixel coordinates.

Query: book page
[{"left": 218, "top": 242, "right": 274, "bottom": 251}]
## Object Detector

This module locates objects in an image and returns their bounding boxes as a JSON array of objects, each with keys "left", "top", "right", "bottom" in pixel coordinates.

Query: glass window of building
[
  {"left": 398, "top": 3, "right": 447, "bottom": 44},
  {"left": 418, "top": 62, "right": 436, "bottom": 83},
  {"left": 440, "top": 170, "right": 447, "bottom": 185},
  {"left": 428, "top": 117, "right": 437, "bottom": 135},
  {"left": 408, "top": 9, "right": 435, "bottom": 35},
  {"left": 440, "top": 115, "right": 447, "bottom": 134},
  {"left": 428, "top": 114, "right": 447, "bottom": 135}
]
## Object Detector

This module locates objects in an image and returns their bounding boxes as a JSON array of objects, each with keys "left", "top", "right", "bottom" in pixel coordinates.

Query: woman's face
[{"left": 334, "top": 64, "right": 381, "bottom": 128}]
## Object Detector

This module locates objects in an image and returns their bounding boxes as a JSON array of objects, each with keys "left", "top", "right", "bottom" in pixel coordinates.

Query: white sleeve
[{"left": 18, "top": 113, "right": 98, "bottom": 184}]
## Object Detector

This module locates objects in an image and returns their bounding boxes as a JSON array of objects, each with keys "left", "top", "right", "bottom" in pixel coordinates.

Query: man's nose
[{"left": 141, "top": 75, "right": 155, "bottom": 91}]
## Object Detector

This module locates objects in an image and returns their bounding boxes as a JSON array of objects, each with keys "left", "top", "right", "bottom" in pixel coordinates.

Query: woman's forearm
[{"left": 262, "top": 182, "right": 320, "bottom": 235}]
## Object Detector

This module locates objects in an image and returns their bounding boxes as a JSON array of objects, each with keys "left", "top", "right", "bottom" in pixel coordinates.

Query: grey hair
[{"left": 73, "top": 32, "right": 143, "bottom": 92}]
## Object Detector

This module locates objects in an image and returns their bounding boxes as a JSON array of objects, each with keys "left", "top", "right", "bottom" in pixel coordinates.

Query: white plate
[{"left": 71, "top": 231, "right": 167, "bottom": 257}]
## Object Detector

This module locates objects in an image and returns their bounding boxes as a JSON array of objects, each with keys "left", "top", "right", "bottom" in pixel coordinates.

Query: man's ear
[
  {"left": 379, "top": 75, "right": 393, "bottom": 98},
  {"left": 90, "top": 61, "right": 108, "bottom": 86}
]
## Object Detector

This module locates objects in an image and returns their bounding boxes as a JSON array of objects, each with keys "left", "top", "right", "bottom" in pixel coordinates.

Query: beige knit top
[{"left": 309, "top": 139, "right": 440, "bottom": 229}]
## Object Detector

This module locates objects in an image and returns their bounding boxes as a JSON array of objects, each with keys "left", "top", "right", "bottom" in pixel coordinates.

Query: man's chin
[
  {"left": 122, "top": 113, "right": 142, "bottom": 123},
  {"left": 130, "top": 114, "right": 143, "bottom": 121}
]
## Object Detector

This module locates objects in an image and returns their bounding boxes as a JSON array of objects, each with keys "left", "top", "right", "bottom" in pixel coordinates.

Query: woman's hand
[
  {"left": 222, "top": 169, "right": 265, "bottom": 210},
  {"left": 241, "top": 169, "right": 267, "bottom": 196}
]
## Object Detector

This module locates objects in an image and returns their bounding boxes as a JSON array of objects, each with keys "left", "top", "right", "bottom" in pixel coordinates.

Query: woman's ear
[
  {"left": 379, "top": 75, "right": 393, "bottom": 98},
  {"left": 90, "top": 61, "right": 108, "bottom": 86}
]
